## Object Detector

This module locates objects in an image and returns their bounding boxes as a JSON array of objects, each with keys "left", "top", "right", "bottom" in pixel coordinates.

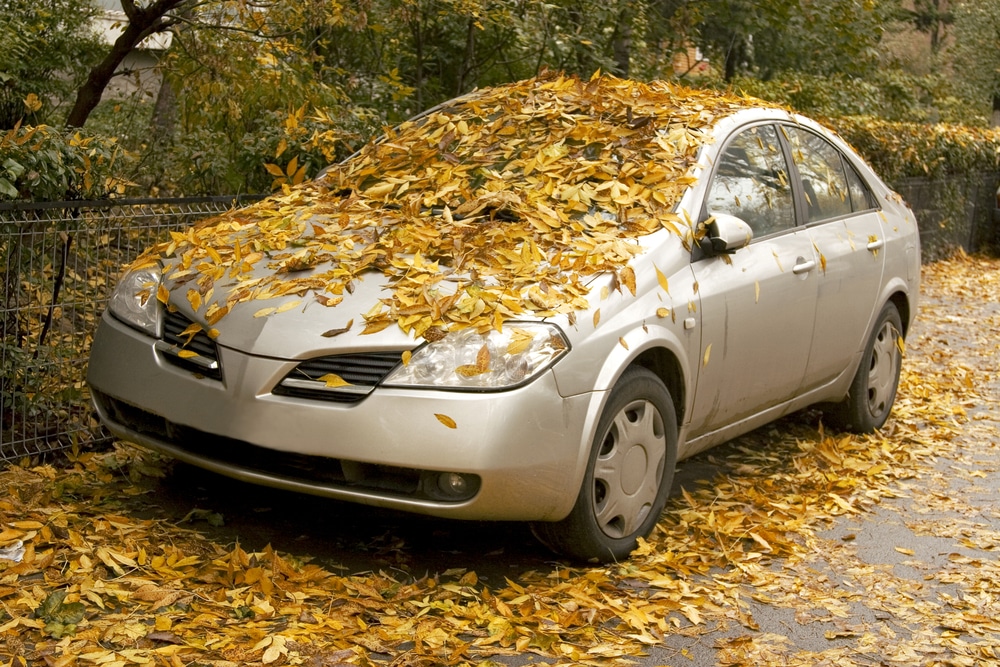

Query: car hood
[{"left": 163, "top": 260, "right": 417, "bottom": 358}]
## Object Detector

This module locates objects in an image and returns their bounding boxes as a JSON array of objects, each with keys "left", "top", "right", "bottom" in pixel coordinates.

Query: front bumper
[{"left": 86, "top": 312, "right": 598, "bottom": 522}]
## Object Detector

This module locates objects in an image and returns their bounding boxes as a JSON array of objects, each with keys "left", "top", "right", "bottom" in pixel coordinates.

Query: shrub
[
  {"left": 0, "top": 124, "right": 134, "bottom": 202},
  {"left": 828, "top": 117, "right": 1000, "bottom": 183}
]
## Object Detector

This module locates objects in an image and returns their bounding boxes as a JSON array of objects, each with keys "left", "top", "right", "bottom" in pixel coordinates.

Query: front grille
[
  {"left": 159, "top": 310, "right": 223, "bottom": 381},
  {"left": 274, "top": 352, "right": 404, "bottom": 403}
]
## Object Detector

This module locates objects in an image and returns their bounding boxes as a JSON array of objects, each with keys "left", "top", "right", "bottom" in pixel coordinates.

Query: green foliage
[
  {"left": 0, "top": 0, "right": 104, "bottom": 128},
  {"left": 721, "top": 70, "right": 936, "bottom": 123},
  {"left": 34, "top": 591, "right": 86, "bottom": 638},
  {"left": 948, "top": 1, "right": 1000, "bottom": 121},
  {"left": 690, "top": 0, "right": 899, "bottom": 81},
  {"left": 0, "top": 124, "right": 134, "bottom": 202},
  {"left": 830, "top": 117, "right": 1000, "bottom": 183},
  {"left": 3, "top": 0, "right": 998, "bottom": 200}
]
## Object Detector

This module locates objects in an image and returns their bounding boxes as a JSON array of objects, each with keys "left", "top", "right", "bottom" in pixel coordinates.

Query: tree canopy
[{"left": 2, "top": 0, "right": 998, "bottom": 198}]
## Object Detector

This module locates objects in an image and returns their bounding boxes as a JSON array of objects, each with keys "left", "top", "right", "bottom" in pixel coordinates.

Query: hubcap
[
  {"left": 866, "top": 320, "right": 900, "bottom": 417},
  {"left": 592, "top": 399, "right": 666, "bottom": 539}
]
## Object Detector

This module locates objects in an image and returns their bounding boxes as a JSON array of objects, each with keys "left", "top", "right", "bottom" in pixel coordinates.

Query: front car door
[{"left": 687, "top": 123, "right": 819, "bottom": 439}]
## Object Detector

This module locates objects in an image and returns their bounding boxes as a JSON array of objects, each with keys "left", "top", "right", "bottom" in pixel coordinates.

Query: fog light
[{"left": 439, "top": 472, "right": 469, "bottom": 496}]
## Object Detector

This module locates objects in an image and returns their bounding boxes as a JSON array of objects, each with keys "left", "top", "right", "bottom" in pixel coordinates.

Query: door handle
[
  {"left": 867, "top": 238, "right": 885, "bottom": 251},
  {"left": 792, "top": 258, "right": 816, "bottom": 275}
]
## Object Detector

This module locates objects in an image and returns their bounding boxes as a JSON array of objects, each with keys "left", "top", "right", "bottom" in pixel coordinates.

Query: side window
[
  {"left": 706, "top": 124, "right": 795, "bottom": 238},
  {"left": 844, "top": 160, "right": 876, "bottom": 212},
  {"left": 783, "top": 126, "right": 853, "bottom": 223}
]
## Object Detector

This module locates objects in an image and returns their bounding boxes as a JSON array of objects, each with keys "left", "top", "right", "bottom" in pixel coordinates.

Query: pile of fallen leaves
[
  {"left": 132, "top": 72, "right": 776, "bottom": 340},
  {"left": 2, "top": 253, "right": 999, "bottom": 666}
]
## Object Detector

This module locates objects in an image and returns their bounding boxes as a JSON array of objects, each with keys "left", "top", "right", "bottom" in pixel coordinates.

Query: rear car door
[
  {"left": 688, "top": 123, "right": 819, "bottom": 437},
  {"left": 781, "top": 125, "right": 887, "bottom": 390}
]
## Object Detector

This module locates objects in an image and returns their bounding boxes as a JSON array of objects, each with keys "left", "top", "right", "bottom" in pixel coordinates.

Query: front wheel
[
  {"left": 825, "top": 303, "right": 904, "bottom": 433},
  {"left": 532, "top": 367, "right": 678, "bottom": 562}
]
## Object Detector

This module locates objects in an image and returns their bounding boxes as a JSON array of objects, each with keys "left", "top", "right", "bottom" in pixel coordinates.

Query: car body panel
[
  {"left": 688, "top": 228, "right": 819, "bottom": 437},
  {"left": 89, "top": 313, "right": 595, "bottom": 521}
]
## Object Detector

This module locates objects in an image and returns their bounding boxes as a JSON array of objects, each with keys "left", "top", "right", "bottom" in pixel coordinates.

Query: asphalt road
[{"left": 114, "top": 258, "right": 1000, "bottom": 665}]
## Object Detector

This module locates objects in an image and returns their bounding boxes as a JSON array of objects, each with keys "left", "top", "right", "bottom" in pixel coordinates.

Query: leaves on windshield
[{"left": 130, "top": 72, "right": 772, "bottom": 339}]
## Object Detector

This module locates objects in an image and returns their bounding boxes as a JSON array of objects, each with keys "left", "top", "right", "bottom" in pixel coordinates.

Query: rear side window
[
  {"left": 706, "top": 125, "right": 795, "bottom": 238},
  {"left": 783, "top": 126, "right": 856, "bottom": 223},
  {"left": 844, "top": 161, "right": 877, "bottom": 212}
]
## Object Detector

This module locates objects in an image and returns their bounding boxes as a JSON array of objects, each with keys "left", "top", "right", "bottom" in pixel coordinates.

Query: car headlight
[
  {"left": 108, "top": 267, "right": 163, "bottom": 337},
  {"left": 383, "top": 323, "right": 569, "bottom": 390}
]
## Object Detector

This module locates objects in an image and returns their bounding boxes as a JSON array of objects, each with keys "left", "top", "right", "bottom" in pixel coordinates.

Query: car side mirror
[{"left": 704, "top": 213, "right": 753, "bottom": 254}]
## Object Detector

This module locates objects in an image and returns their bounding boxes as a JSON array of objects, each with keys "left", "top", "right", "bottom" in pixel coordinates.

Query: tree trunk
[
  {"left": 65, "top": 0, "right": 186, "bottom": 127},
  {"left": 724, "top": 32, "right": 744, "bottom": 82},
  {"left": 456, "top": 17, "right": 476, "bottom": 96},
  {"left": 150, "top": 75, "right": 177, "bottom": 139},
  {"left": 991, "top": 94, "right": 1000, "bottom": 128},
  {"left": 611, "top": 4, "right": 633, "bottom": 77}
]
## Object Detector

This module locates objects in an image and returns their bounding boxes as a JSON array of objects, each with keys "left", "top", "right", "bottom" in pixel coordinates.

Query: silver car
[{"left": 87, "top": 74, "right": 920, "bottom": 562}]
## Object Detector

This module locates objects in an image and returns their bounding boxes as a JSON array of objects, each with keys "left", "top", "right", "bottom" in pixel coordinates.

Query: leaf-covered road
[{"left": 2, "top": 254, "right": 998, "bottom": 666}]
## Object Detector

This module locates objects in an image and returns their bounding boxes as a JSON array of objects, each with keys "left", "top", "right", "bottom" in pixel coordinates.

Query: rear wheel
[
  {"left": 826, "top": 303, "right": 903, "bottom": 433},
  {"left": 532, "top": 367, "right": 678, "bottom": 562}
]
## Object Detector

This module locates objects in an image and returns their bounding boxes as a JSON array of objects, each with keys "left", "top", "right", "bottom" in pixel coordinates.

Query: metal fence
[
  {"left": 893, "top": 171, "right": 999, "bottom": 262},
  {"left": 1, "top": 196, "right": 264, "bottom": 462},
  {"left": 1, "top": 175, "right": 998, "bottom": 463}
]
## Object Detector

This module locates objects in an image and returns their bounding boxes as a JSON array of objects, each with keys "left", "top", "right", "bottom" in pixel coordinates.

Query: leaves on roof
[{"left": 131, "top": 72, "right": 774, "bottom": 339}]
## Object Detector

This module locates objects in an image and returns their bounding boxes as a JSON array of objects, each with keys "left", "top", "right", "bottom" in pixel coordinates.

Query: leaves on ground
[{"left": 2, "top": 254, "right": 999, "bottom": 666}]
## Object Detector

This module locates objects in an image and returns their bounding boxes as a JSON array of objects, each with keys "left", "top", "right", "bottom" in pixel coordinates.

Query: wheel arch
[
  {"left": 628, "top": 346, "right": 686, "bottom": 430},
  {"left": 888, "top": 289, "right": 912, "bottom": 338}
]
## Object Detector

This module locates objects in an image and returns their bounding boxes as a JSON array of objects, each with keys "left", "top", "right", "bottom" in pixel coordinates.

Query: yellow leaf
[
  {"left": 656, "top": 307, "right": 670, "bottom": 318},
  {"left": 435, "top": 414, "right": 457, "bottom": 429},
  {"left": 749, "top": 532, "right": 772, "bottom": 551},
  {"left": 654, "top": 265, "right": 669, "bottom": 293},
  {"left": 401, "top": 350, "right": 412, "bottom": 366},
  {"left": 253, "top": 307, "right": 276, "bottom": 318},
  {"left": 456, "top": 364, "right": 487, "bottom": 377},
  {"left": 24, "top": 93, "right": 42, "bottom": 112},
  {"left": 361, "top": 319, "right": 393, "bottom": 335},
  {"left": 895, "top": 546, "right": 915, "bottom": 556},
  {"left": 364, "top": 181, "right": 395, "bottom": 198},
  {"left": 620, "top": 266, "right": 636, "bottom": 296},
  {"left": 702, "top": 343, "right": 711, "bottom": 367},
  {"left": 177, "top": 350, "right": 200, "bottom": 359},
  {"left": 264, "top": 163, "right": 285, "bottom": 177},
  {"left": 618, "top": 337, "right": 629, "bottom": 350},
  {"left": 156, "top": 283, "right": 170, "bottom": 305},
  {"left": 274, "top": 299, "right": 301, "bottom": 314},
  {"left": 318, "top": 373, "right": 351, "bottom": 388},
  {"left": 506, "top": 329, "right": 534, "bottom": 355},
  {"left": 593, "top": 309, "right": 601, "bottom": 327},
  {"left": 186, "top": 289, "right": 202, "bottom": 312}
]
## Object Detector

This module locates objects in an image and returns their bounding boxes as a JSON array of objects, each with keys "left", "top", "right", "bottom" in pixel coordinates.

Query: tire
[
  {"left": 531, "top": 367, "right": 678, "bottom": 563},
  {"left": 825, "top": 303, "right": 904, "bottom": 433}
]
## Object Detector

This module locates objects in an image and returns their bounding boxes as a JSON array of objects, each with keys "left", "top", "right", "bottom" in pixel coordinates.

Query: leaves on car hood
[{"left": 132, "top": 72, "right": 776, "bottom": 339}]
